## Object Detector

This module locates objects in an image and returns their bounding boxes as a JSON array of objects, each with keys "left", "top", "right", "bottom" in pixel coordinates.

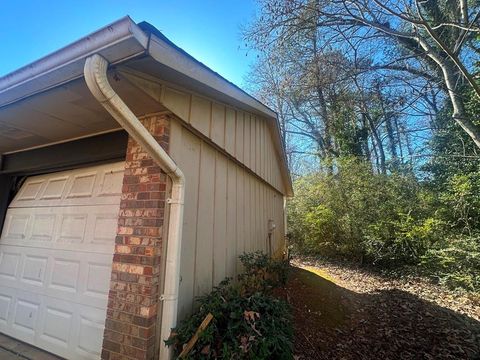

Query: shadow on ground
[{"left": 285, "top": 266, "right": 480, "bottom": 360}]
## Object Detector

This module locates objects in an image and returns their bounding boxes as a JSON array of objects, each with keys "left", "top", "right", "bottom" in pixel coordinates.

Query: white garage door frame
[{"left": 0, "top": 161, "right": 125, "bottom": 360}]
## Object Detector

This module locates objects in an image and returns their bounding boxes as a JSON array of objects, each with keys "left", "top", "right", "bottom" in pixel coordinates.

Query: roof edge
[
  {"left": 138, "top": 21, "right": 277, "bottom": 119},
  {"left": 0, "top": 16, "right": 148, "bottom": 106}
]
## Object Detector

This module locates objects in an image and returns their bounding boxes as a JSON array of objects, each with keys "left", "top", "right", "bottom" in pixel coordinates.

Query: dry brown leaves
[{"left": 279, "top": 257, "right": 480, "bottom": 360}]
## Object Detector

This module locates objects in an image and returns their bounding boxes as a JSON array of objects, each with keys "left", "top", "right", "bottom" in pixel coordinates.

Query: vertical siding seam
[
  {"left": 228, "top": 163, "right": 232, "bottom": 277},
  {"left": 253, "top": 116, "right": 257, "bottom": 172},
  {"left": 208, "top": 102, "right": 213, "bottom": 139},
  {"left": 234, "top": 165, "right": 238, "bottom": 276},
  {"left": 243, "top": 174, "right": 247, "bottom": 256},
  {"left": 256, "top": 181, "right": 259, "bottom": 252},
  {"left": 233, "top": 110, "right": 237, "bottom": 159},
  {"left": 242, "top": 113, "right": 246, "bottom": 167},
  {"left": 244, "top": 113, "right": 248, "bottom": 168},
  {"left": 224, "top": 159, "right": 229, "bottom": 281},
  {"left": 192, "top": 140, "right": 203, "bottom": 309},
  {"left": 223, "top": 106, "right": 227, "bottom": 150},
  {"left": 255, "top": 116, "right": 258, "bottom": 174},
  {"left": 227, "top": 165, "right": 238, "bottom": 276},
  {"left": 187, "top": 94, "right": 193, "bottom": 125},
  {"left": 250, "top": 115, "right": 254, "bottom": 172},
  {"left": 242, "top": 172, "right": 246, "bottom": 258},
  {"left": 211, "top": 150, "right": 217, "bottom": 289},
  {"left": 261, "top": 120, "right": 264, "bottom": 179},
  {"left": 262, "top": 121, "right": 266, "bottom": 179}
]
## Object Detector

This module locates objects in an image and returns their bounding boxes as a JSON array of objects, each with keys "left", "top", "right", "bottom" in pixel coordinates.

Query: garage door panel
[
  {"left": 13, "top": 297, "right": 40, "bottom": 335},
  {"left": 50, "top": 258, "right": 80, "bottom": 293},
  {"left": 10, "top": 162, "right": 124, "bottom": 208},
  {"left": 32, "top": 214, "right": 56, "bottom": 242},
  {"left": 41, "top": 176, "right": 69, "bottom": 201},
  {"left": 0, "top": 250, "right": 21, "bottom": 280},
  {"left": 0, "top": 245, "right": 112, "bottom": 309},
  {"left": 1, "top": 205, "right": 119, "bottom": 254},
  {"left": 0, "top": 289, "right": 14, "bottom": 326},
  {"left": 2, "top": 213, "right": 30, "bottom": 241},
  {"left": 40, "top": 305, "right": 72, "bottom": 348},
  {"left": 38, "top": 296, "right": 106, "bottom": 359},
  {"left": 21, "top": 254, "right": 48, "bottom": 286},
  {"left": 16, "top": 179, "right": 44, "bottom": 202},
  {"left": 5, "top": 288, "right": 44, "bottom": 344},
  {"left": 0, "top": 162, "right": 124, "bottom": 359},
  {"left": 76, "top": 306, "right": 106, "bottom": 358},
  {"left": 83, "top": 262, "right": 111, "bottom": 299}
]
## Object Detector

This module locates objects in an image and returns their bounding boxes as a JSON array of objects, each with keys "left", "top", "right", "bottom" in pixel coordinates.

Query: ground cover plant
[{"left": 166, "top": 252, "right": 293, "bottom": 359}]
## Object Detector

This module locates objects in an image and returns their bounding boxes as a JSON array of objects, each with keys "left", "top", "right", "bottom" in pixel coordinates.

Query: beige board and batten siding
[
  {"left": 119, "top": 69, "right": 287, "bottom": 195},
  {"left": 169, "top": 118, "right": 285, "bottom": 321},
  {"left": 162, "top": 88, "right": 286, "bottom": 194}
]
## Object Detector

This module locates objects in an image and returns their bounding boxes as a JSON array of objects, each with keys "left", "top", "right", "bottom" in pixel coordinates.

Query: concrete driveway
[{"left": 0, "top": 333, "right": 62, "bottom": 360}]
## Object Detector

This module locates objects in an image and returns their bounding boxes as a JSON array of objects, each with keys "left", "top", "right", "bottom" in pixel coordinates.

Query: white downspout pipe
[{"left": 84, "top": 54, "right": 184, "bottom": 360}]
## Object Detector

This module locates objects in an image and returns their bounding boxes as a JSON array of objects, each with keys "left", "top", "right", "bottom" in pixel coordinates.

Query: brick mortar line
[{"left": 104, "top": 328, "right": 156, "bottom": 346}]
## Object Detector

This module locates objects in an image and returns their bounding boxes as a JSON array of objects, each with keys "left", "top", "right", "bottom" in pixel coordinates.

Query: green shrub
[
  {"left": 287, "top": 155, "right": 480, "bottom": 292},
  {"left": 439, "top": 172, "right": 480, "bottom": 233},
  {"left": 166, "top": 253, "right": 293, "bottom": 359},
  {"left": 364, "top": 215, "right": 445, "bottom": 266},
  {"left": 420, "top": 236, "right": 480, "bottom": 291},
  {"left": 287, "top": 157, "right": 437, "bottom": 265},
  {"left": 238, "top": 252, "right": 290, "bottom": 293}
]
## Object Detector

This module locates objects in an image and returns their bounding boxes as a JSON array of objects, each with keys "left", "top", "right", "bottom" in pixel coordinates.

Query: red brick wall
[{"left": 102, "top": 114, "right": 170, "bottom": 360}]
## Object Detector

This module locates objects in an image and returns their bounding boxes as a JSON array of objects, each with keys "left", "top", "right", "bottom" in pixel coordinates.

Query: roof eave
[{"left": 0, "top": 16, "right": 149, "bottom": 107}]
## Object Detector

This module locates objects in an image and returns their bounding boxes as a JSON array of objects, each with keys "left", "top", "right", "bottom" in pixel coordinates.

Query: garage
[{"left": 0, "top": 162, "right": 124, "bottom": 360}]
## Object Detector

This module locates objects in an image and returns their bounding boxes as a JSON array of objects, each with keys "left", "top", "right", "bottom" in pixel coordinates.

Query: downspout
[{"left": 84, "top": 54, "right": 184, "bottom": 360}]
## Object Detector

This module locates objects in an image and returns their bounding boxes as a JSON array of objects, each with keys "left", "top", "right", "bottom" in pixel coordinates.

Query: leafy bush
[
  {"left": 364, "top": 215, "right": 445, "bottom": 266},
  {"left": 166, "top": 253, "right": 293, "bottom": 359},
  {"left": 439, "top": 172, "right": 480, "bottom": 233},
  {"left": 287, "top": 155, "right": 480, "bottom": 292},
  {"left": 420, "top": 236, "right": 480, "bottom": 291},
  {"left": 288, "top": 157, "right": 438, "bottom": 265},
  {"left": 238, "top": 252, "right": 290, "bottom": 293}
]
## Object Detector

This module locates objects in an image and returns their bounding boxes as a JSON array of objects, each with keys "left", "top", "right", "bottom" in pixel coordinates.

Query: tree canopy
[{"left": 243, "top": 0, "right": 480, "bottom": 291}]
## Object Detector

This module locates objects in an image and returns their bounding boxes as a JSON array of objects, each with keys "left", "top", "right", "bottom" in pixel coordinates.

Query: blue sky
[{"left": 0, "top": 0, "right": 258, "bottom": 88}]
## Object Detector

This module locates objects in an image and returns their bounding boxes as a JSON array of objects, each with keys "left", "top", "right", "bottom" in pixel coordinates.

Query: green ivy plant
[{"left": 166, "top": 253, "right": 293, "bottom": 359}]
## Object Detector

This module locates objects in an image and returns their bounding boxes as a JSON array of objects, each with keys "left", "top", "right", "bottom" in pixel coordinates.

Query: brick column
[{"left": 102, "top": 114, "right": 170, "bottom": 360}]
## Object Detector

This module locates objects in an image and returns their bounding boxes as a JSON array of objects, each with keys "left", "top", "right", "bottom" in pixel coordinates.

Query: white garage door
[{"left": 0, "top": 162, "right": 124, "bottom": 360}]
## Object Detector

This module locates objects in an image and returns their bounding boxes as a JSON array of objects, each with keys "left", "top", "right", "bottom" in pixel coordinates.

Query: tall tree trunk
[
  {"left": 416, "top": 37, "right": 480, "bottom": 149},
  {"left": 394, "top": 118, "right": 404, "bottom": 161},
  {"left": 370, "top": 137, "right": 381, "bottom": 174},
  {"left": 445, "top": 74, "right": 480, "bottom": 149},
  {"left": 385, "top": 118, "right": 398, "bottom": 161},
  {"left": 405, "top": 128, "right": 414, "bottom": 167},
  {"left": 311, "top": 27, "right": 335, "bottom": 160},
  {"left": 378, "top": 91, "right": 398, "bottom": 163},
  {"left": 366, "top": 113, "right": 386, "bottom": 174}
]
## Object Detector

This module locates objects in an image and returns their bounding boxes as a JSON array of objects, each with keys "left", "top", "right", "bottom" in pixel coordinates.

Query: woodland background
[{"left": 243, "top": 0, "right": 480, "bottom": 292}]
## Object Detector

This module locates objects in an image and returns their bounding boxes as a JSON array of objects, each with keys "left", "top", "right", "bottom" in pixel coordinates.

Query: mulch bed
[{"left": 278, "top": 258, "right": 480, "bottom": 360}]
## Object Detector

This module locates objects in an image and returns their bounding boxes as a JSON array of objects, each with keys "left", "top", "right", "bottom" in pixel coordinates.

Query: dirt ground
[{"left": 280, "top": 258, "right": 480, "bottom": 360}]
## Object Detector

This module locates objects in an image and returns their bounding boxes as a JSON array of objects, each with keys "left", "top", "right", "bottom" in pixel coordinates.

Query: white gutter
[
  {"left": 0, "top": 16, "right": 148, "bottom": 107},
  {"left": 84, "top": 54, "right": 184, "bottom": 360}
]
